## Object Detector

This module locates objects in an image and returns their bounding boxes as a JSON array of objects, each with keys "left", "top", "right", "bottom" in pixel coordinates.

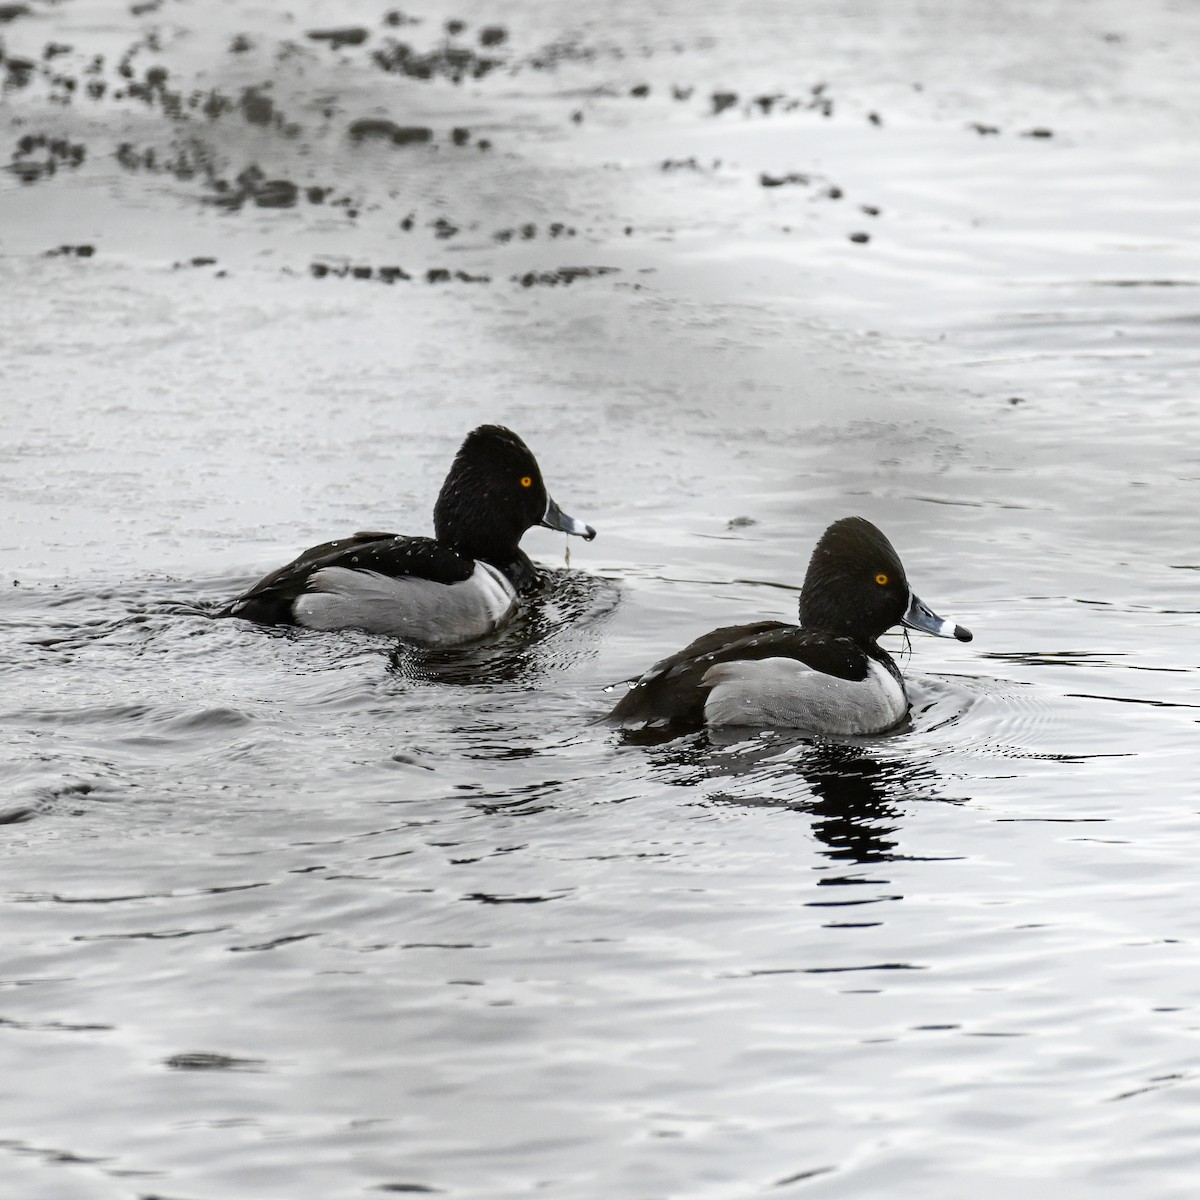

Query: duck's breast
[
  {"left": 293, "top": 561, "right": 517, "bottom": 644},
  {"left": 701, "top": 655, "right": 907, "bottom": 735}
]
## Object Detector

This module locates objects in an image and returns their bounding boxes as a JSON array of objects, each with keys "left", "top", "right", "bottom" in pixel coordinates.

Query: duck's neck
[
  {"left": 435, "top": 485, "right": 525, "bottom": 576},
  {"left": 444, "top": 533, "right": 537, "bottom": 593},
  {"left": 865, "top": 640, "right": 903, "bottom": 684},
  {"left": 495, "top": 549, "right": 539, "bottom": 593}
]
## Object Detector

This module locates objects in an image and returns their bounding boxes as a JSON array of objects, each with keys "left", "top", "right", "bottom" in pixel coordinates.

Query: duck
[
  {"left": 218, "top": 424, "right": 596, "bottom": 644},
  {"left": 607, "top": 516, "right": 971, "bottom": 736}
]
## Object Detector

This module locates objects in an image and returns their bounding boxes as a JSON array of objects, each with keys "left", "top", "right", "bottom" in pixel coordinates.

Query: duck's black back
[
  {"left": 218, "top": 532, "right": 473, "bottom": 626},
  {"left": 606, "top": 622, "right": 778, "bottom": 727},
  {"left": 608, "top": 620, "right": 885, "bottom": 730}
]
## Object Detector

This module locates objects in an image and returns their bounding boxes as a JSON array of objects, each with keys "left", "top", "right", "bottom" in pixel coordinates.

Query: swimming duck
[
  {"left": 607, "top": 516, "right": 971, "bottom": 735},
  {"left": 219, "top": 424, "right": 596, "bottom": 643}
]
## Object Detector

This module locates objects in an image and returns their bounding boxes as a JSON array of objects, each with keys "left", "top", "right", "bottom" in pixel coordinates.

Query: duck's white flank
[
  {"left": 702, "top": 656, "right": 907, "bottom": 734},
  {"left": 293, "top": 561, "right": 516, "bottom": 644}
]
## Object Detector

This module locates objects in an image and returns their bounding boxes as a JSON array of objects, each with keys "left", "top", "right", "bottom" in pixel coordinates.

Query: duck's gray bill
[
  {"left": 902, "top": 592, "right": 972, "bottom": 642},
  {"left": 542, "top": 496, "right": 596, "bottom": 541}
]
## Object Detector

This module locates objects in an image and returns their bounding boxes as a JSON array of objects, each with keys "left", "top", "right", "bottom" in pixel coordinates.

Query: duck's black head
[
  {"left": 799, "top": 516, "right": 972, "bottom": 646},
  {"left": 433, "top": 425, "right": 595, "bottom": 566},
  {"left": 799, "top": 516, "right": 913, "bottom": 645}
]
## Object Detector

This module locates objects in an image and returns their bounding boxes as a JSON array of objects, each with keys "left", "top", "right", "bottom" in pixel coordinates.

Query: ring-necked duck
[
  {"left": 607, "top": 516, "right": 971, "bottom": 735},
  {"left": 219, "top": 424, "right": 596, "bottom": 643}
]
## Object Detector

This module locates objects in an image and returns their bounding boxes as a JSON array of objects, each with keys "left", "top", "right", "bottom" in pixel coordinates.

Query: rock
[
  {"left": 306, "top": 27, "right": 369, "bottom": 50},
  {"left": 239, "top": 88, "right": 274, "bottom": 126},
  {"left": 516, "top": 266, "right": 618, "bottom": 287},
  {"left": 348, "top": 118, "right": 432, "bottom": 146},
  {"left": 253, "top": 179, "right": 298, "bottom": 208},
  {"left": 759, "top": 171, "right": 809, "bottom": 188}
]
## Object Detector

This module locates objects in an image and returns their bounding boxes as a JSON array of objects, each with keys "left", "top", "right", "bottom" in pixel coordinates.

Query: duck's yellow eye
[
  {"left": 520, "top": 476, "right": 533, "bottom": 488},
  {"left": 875, "top": 573, "right": 889, "bottom": 586}
]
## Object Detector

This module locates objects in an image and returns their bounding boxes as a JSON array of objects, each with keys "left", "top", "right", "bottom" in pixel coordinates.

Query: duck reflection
[
  {"left": 387, "top": 569, "right": 618, "bottom": 687},
  {"left": 389, "top": 606, "right": 541, "bottom": 685},
  {"left": 630, "top": 730, "right": 952, "bottom": 866},
  {"left": 774, "top": 742, "right": 914, "bottom": 864}
]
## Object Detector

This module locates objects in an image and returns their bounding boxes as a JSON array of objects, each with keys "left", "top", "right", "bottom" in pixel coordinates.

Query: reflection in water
[
  {"left": 791, "top": 745, "right": 912, "bottom": 864},
  {"left": 634, "top": 731, "right": 962, "bottom": 867},
  {"left": 388, "top": 569, "right": 619, "bottom": 687}
]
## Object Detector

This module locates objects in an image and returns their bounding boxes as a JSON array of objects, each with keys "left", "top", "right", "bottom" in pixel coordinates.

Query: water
[{"left": 2, "top": 1, "right": 1199, "bottom": 1196}]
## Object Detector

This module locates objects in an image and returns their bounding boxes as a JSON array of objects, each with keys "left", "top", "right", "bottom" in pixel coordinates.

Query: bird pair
[{"left": 220, "top": 425, "right": 972, "bottom": 736}]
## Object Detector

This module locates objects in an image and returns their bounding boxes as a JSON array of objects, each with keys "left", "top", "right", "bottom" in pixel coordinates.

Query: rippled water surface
[{"left": 2, "top": 1, "right": 1199, "bottom": 1197}]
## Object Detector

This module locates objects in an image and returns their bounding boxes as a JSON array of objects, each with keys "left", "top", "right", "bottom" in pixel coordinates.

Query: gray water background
[{"left": 1, "top": 1, "right": 1198, "bottom": 1196}]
